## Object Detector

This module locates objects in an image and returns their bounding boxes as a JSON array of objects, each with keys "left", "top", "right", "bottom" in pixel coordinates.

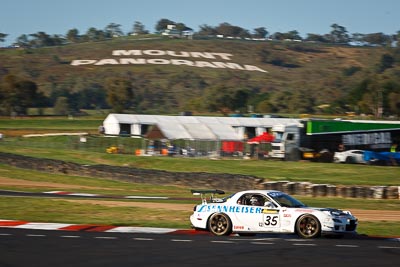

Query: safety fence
[{"left": 0, "top": 134, "right": 271, "bottom": 159}]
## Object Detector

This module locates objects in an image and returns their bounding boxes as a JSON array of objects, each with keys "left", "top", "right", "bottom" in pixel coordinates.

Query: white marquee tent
[{"left": 103, "top": 113, "right": 301, "bottom": 141}]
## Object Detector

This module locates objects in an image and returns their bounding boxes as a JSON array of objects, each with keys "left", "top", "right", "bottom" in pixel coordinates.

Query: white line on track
[
  {"left": 378, "top": 246, "right": 400, "bottom": 249},
  {"left": 125, "top": 196, "right": 169, "bottom": 200},
  {"left": 251, "top": 242, "right": 275, "bottom": 245},
  {"left": 292, "top": 243, "right": 316, "bottom": 246},
  {"left": 26, "top": 234, "right": 46, "bottom": 237},
  {"left": 68, "top": 193, "right": 99, "bottom": 197},
  {"left": 0, "top": 233, "right": 12, "bottom": 236},
  {"left": 171, "top": 239, "right": 193, "bottom": 242},
  {"left": 60, "top": 235, "right": 81, "bottom": 238},
  {"left": 336, "top": 244, "right": 359, "bottom": 248},
  {"left": 285, "top": 239, "right": 314, "bottom": 242},
  {"left": 133, "top": 237, "right": 154, "bottom": 241},
  {"left": 211, "top": 240, "right": 235, "bottom": 244}
]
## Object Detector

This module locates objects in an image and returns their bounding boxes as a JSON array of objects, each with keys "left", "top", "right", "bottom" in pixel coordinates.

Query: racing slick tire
[
  {"left": 208, "top": 213, "right": 232, "bottom": 236},
  {"left": 295, "top": 214, "right": 321, "bottom": 239}
]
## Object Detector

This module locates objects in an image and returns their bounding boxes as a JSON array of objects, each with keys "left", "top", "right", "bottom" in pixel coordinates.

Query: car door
[
  {"left": 232, "top": 193, "right": 265, "bottom": 232},
  {"left": 261, "top": 195, "right": 282, "bottom": 232}
]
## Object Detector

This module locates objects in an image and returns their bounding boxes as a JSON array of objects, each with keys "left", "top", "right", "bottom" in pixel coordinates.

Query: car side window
[
  {"left": 237, "top": 193, "right": 268, "bottom": 206},
  {"left": 237, "top": 195, "right": 248, "bottom": 205}
]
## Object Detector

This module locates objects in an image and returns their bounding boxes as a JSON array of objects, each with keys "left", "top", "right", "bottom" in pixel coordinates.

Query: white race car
[
  {"left": 333, "top": 150, "right": 366, "bottom": 164},
  {"left": 190, "top": 189, "right": 358, "bottom": 238}
]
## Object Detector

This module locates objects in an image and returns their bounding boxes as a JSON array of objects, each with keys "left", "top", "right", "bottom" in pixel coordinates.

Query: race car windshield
[{"left": 267, "top": 192, "right": 306, "bottom": 208}]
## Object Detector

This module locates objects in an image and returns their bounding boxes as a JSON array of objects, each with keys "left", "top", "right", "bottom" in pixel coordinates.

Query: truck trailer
[{"left": 270, "top": 119, "right": 400, "bottom": 162}]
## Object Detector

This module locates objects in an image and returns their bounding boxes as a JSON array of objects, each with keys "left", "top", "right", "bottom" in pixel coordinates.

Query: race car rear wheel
[
  {"left": 295, "top": 214, "right": 321, "bottom": 238},
  {"left": 208, "top": 213, "right": 232, "bottom": 236}
]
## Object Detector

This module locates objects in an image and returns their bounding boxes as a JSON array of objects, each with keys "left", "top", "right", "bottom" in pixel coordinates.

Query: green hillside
[{"left": 1, "top": 35, "right": 399, "bottom": 116}]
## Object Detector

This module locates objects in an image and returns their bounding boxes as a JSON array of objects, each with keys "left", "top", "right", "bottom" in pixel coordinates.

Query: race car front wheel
[
  {"left": 208, "top": 213, "right": 232, "bottom": 236},
  {"left": 295, "top": 214, "right": 321, "bottom": 238}
]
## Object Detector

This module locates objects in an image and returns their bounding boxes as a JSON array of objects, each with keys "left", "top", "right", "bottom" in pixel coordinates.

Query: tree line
[
  {"left": 1, "top": 62, "right": 400, "bottom": 117},
  {"left": 1, "top": 19, "right": 399, "bottom": 118},
  {"left": 1, "top": 19, "right": 399, "bottom": 48}
]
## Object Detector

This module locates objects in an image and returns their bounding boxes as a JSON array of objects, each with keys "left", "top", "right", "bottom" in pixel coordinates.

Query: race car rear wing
[{"left": 191, "top": 189, "right": 225, "bottom": 204}]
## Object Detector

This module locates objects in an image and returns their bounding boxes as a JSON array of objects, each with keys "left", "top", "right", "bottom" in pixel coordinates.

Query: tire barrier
[
  {"left": 0, "top": 152, "right": 398, "bottom": 199},
  {"left": 262, "top": 181, "right": 399, "bottom": 199},
  {"left": 0, "top": 152, "right": 262, "bottom": 192}
]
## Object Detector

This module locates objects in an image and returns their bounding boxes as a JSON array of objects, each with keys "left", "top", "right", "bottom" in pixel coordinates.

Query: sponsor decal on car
[
  {"left": 197, "top": 205, "right": 263, "bottom": 214},
  {"left": 262, "top": 209, "right": 279, "bottom": 214},
  {"left": 295, "top": 208, "right": 315, "bottom": 213}
]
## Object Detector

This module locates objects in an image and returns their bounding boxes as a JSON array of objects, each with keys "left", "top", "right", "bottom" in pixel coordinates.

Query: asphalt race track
[
  {"left": 1, "top": 189, "right": 400, "bottom": 266},
  {"left": 1, "top": 228, "right": 399, "bottom": 267}
]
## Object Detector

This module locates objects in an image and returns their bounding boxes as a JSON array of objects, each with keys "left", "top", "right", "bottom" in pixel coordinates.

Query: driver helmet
[{"left": 250, "top": 195, "right": 260, "bottom": 205}]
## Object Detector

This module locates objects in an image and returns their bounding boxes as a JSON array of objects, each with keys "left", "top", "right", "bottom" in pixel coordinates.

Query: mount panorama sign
[{"left": 70, "top": 49, "right": 268, "bottom": 73}]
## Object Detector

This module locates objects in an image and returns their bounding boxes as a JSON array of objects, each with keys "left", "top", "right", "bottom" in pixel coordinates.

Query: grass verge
[{"left": 0, "top": 165, "right": 399, "bottom": 236}]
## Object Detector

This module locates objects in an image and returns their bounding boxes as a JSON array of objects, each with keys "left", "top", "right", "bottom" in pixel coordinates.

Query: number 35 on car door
[{"left": 263, "top": 209, "right": 280, "bottom": 228}]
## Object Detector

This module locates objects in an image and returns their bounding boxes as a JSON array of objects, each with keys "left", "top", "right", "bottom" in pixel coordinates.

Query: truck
[{"left": 270, "top": 119, "right": 400, "bottom": 162}]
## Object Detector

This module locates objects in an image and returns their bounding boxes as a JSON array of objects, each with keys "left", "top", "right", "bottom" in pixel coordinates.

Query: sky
[{"left": 1, "top": 0, "right": 399, "bottom": 46}]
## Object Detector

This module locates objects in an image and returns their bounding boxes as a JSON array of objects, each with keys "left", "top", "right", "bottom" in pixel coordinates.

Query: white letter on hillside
[
  {"left": 212, "top": 62, "right": 244, "bottom": 70},
  {"left": 171, "top": 59, "right": 194, "bottom": 66},
  {"left": 119, "top": 58, "right": 146, "bottom": 64},
  {"left": 190, "top": 52, "right": 216, "bottom": 59},
  {"left": 194, "top": 61, "right": 218, "bottom": 68},
  {"left": 143, "top": 50, "right": 166, "bottom": 56},
  {"left": 167, "top": 51, "right": 190, "bottom": 57},
  {"left": 112, "top": 50, "right": 142, "bottom": 56},
  {"left": 244, "top": 65, "right": 268, "bottom": 73},
  {"left": 70, "top": 60, "right": 96, "bottom": 66},
  {"left": 94, "top": 59, "right": 119, "bottom": 65},
  {"left": 212, "top": 53, "right": 233, "bottom": 60},
  {"left": 147, "top": 59, "right": 170, "bottom": 64}
]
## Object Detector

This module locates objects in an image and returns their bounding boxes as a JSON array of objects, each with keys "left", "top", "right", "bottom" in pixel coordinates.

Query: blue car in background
[
  {"left": 334, "top": 150, "right": 400, "bottom": 165},
  {"left": 364, "top": 151, "right": 400, "bottom": 165}
]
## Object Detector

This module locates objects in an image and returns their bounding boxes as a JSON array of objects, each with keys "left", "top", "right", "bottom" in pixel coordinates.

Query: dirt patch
[
  {"left": 0, "top": 129, "right": 97, "bottom": 137},
  {"left": 351, "top": 209, "right": 400, "bottom": 222},
  {"left": 58, "top": 199, "right": 195, "bottom": 211},
  {"left": 0, "top": 176, "right": 110, "bottom": 191}
]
